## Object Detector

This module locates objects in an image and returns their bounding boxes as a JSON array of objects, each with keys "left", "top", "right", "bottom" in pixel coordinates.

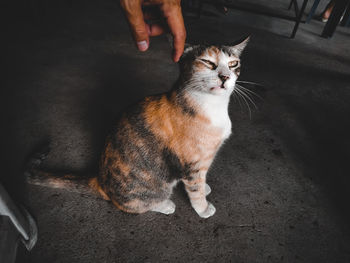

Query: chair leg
[
  {"left": 291, "top": 0, "right": 309, "bottom": 38},
  {"left": 306, "top": 0, "right": 321, "bottom": 23},
  {"left": 322, "top": 0, "right": 349, "bottom": 38},
  {"left": 340, "top": 3, "right": 350, "bottom": 26},
  {"left": 0, "top": 217, "right": 20, "bottom": 263},
  {"left": 288, "top": 0, "right": 295, "bottom": 10}
]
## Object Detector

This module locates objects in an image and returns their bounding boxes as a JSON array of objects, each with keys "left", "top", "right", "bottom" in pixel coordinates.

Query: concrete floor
[{"left": 2, "top": 0, "right": 350, "bottom": 262}]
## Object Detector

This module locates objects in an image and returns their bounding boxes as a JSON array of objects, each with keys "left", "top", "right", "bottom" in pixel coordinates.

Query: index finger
[
  {"left": 120, "top": 0, "right": 150, "bottom": 51},
  {"left": 161, "top": 3, "right": 186, "bottom": 62}
]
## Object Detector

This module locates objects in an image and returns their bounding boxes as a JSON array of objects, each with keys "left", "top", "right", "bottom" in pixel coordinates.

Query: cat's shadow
[
  {"left": 93, "top": 54, "right": 151, "bottom": 120},
  {"left": 82, "top": 53, "right": 179, "bottom": 173}
]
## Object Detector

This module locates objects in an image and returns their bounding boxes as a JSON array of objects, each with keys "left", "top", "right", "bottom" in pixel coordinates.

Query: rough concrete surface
[{"left": 2, "top": 0, "right": 350, "bottom": 262}]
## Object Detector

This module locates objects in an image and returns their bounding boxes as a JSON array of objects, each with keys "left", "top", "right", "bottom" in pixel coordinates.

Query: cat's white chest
[
  {"left": 205, "top": 104, "right": 232, "bottom": 139},
  {"left": 193, "top": 92, "right": 232, "bottom": 140}
]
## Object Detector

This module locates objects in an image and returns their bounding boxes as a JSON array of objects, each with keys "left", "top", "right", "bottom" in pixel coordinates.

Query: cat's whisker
[
  {"left": 235, "top": 86, "right": 258, "bottom": 110},
  {"left": 237, "top": 92, "right": 252, "bottom": 119},
  {"left": 236, "top": 80, "right": 263, "bottom": 86},
  {"left": 234, "top": 88, "right": 246, "bottom": 112},
  {"left": 235, "top": 84, "right": 262, "bottom": 100},
  {"left": 234, "top": 88, "right": 252, "bottom": 119},
  {"left": 232, "top": 90, "right": 243, "bottom": 110},
  {"left": 236, "top": 93, "right": 245, "bottom": 112}
]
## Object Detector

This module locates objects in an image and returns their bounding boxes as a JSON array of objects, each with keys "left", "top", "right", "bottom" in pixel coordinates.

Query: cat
[{"left": 27, "top": 37, "right": 249, "bottom": 218}]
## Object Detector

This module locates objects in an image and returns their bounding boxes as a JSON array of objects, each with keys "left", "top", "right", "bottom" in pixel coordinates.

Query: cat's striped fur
[{"left": 27, "top": 38, "right": 249, "bottom": 218}]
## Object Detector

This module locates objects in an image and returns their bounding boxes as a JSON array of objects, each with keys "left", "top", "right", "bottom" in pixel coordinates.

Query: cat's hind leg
[{"left": 151, "top": 199, "right": 176, "bottom": 215}]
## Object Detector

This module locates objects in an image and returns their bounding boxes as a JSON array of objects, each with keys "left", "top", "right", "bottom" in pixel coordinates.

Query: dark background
[{"left": 2, "top": 0, "right": 350, "bottom": 262}]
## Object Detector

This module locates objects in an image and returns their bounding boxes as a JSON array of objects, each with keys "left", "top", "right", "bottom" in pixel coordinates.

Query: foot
[
  {"left": 321, "top": 2, "right": 335, "bottom": 22},
  {"left": 205, "top": 183, "right": 211, "bottom": 196},
  {"left": 197, "top": 202, "right": 216, "bottom": 218},
  {"left": 151, "top": 200, "right": 176, "bottom": 215}
]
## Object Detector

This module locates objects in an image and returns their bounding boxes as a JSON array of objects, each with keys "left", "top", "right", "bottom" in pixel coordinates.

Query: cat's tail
[{"left": 25, "top": 145, "right": 110, "bottom": 201}]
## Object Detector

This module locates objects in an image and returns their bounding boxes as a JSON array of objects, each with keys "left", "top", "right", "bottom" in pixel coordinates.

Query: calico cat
[{"left": 28, "top": 38, "right": 249, "bottom": 218}]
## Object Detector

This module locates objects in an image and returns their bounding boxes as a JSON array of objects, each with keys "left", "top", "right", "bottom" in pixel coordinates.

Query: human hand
[{"left": 120, "top": 0, "right": 186, "bottom": 62}]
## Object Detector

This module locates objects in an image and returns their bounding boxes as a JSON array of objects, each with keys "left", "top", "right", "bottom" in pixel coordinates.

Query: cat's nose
[{"left": 219, "top": 74, "right": 229, "bottom": 82}]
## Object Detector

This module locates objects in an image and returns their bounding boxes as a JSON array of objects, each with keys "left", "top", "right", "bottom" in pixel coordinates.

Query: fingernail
[{"left": 137, "top": 41, "right": 148, "bottom": 51}]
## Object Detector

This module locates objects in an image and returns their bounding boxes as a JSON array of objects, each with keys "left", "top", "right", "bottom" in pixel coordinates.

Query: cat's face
[{"left": 180, "top": 38, "right": 249, "bottom": 96}]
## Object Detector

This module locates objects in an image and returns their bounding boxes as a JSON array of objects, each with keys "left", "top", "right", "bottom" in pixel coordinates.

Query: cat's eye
[
  {"left": 199, "top": 59, "right": 217, "bottom": 70},
  {"left": 228, "top": 61, "right": 239, "bottom": 68}
]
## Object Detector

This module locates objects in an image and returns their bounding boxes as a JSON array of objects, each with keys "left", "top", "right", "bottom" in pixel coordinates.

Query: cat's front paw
[{"left": 197, "top": 202, "right": 216, "bottom": 218}]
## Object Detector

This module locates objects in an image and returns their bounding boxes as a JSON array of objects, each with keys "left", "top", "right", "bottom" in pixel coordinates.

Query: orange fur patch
[{"left": 143, "top": 92, "right": 222, "bottom": 168}]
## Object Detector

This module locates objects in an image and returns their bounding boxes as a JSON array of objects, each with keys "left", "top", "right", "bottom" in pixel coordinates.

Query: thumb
[{"left": 120, "top": 0, "right": 149, "bottom": 51}]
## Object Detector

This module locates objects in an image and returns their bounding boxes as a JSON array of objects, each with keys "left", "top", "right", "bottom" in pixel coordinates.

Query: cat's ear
[{"left": 229, "top": 36, "right": 250, "bottom": 57}]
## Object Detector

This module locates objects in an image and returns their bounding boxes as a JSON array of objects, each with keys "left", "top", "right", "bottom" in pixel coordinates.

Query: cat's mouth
[{"left": 210, "top": 83, "right": 226, "bottom": 91}]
